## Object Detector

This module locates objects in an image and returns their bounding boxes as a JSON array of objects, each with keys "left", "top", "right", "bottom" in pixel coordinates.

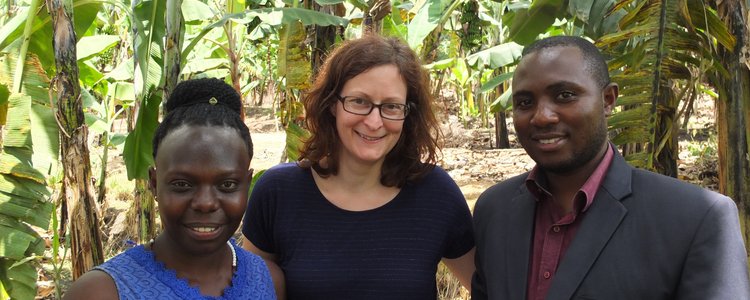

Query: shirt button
[
  {"left": 543, "top": 271, "right": 551, "bottom": 279},
  {"left": 553, "top": 226, "right": 560, "bottom": 233}
]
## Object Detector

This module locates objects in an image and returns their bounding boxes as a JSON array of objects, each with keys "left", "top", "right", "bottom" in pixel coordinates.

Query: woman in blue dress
[{"left": 64, "top": 78, "right": 275, "bottom": 299}]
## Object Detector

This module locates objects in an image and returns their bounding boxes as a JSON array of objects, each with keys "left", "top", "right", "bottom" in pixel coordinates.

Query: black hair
[
  {"left": 152, "top": 78, "right": 252, "bottom": 159},
  {"left": 522, "top": 36, "right": 610, "bottom": 88}
]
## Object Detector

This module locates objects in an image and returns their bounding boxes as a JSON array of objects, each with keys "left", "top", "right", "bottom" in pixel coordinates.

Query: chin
[{"left": 535, "top": 159, "right": 578, "bottom": 174}]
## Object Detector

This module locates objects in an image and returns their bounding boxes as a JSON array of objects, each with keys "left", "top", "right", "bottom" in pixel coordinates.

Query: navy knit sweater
[{"left": 243, "top": 163, "right": 474, "bottom": 299}]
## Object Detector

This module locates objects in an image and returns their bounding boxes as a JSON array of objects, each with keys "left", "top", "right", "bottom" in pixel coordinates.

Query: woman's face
[
  {"left": 149, "top": 125, "right": 251, "bottom": 256},
  {"left": 332, "top": 64, "right": 408, "bottom": 168}
]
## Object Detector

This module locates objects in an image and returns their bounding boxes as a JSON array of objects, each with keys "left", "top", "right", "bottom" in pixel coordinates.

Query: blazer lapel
[
  {"left": 546, "top": 151, "right": 633, "bottom": 300},
  {"left": 507, "top": 187, "right": 537, "bottom": 300}
]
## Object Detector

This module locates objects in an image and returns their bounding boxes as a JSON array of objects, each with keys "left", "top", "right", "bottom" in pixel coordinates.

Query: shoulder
[
  {"left": 408, "top": 165, "right": 464, "bottom": 198},
  {"left": 236, "top": 244, "right": 267, "bottom": 268},
  {"left": 254, "top": 162, "right": 309, "bottom": 187},
  {"left": 418, "top": 165, "right": 457, "bottom": 184},
  {"left": 260, "top": 162, "right": 306, "bottom": 178},
  {"left": 629, "top": 168, "right": 731, "bottom": 208},
  {"left": 63, "top": 269, "right": 118, "bottom": 300},
  {"left": 476, "top": 172, "right": 528, "bottom": 206},
  {"left": 223, "top": 244, "right": 276, "bottom": 299}
]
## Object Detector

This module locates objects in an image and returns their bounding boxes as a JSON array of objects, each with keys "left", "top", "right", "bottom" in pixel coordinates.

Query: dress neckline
[{"left": 127, "top": 240, "right": 248, "bottom": 299}]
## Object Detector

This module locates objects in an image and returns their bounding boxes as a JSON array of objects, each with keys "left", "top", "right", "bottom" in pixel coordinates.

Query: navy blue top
[{"left": 243, "top": 163, "right": 474, "bottom": 299}]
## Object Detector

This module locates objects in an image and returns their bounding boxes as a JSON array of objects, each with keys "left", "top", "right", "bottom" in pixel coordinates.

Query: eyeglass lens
[{"left": 341, "top": 97, "right": 408, "bottom": 120}]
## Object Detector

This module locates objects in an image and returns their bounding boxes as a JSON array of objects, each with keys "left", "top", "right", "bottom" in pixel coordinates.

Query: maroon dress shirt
[{"left": 525, "top": 145, "right": 614, "bottom": 300}]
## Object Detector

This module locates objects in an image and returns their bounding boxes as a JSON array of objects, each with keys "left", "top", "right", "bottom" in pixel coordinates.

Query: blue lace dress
[{"left": 95, "top": 240, "right": 276, "bottom": 300}]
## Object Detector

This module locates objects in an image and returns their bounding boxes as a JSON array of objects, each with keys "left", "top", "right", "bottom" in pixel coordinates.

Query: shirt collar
[{"left": 525, "top": 144, "right": 615, "bottom": 213}]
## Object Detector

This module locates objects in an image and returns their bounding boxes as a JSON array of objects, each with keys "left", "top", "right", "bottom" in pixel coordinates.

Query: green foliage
[
  {"left": 598, "top": 0, "right": 732, "bottom": 172},
  {"left": 466, "top": 42, "right": 522, "bottom": 69},
  {"left": 278, "top": 21, "right": 311, "bottom": 90},
  {"left": 123, "top": 91, "right": 160, "bottom": 180},
  {"left": 285, "top": 122, "right": 310, "bottom": 162},
  {"left": 76, "top": 35, "right": 120, "bottom": 61},
  {"left": 0, "top": 1, "right": 102, "bottom": 77},
  {"left": 122, "top": 0, "right": 167, "bottom": 181},
  {"left": 506, "top": 0, "right": 565, "bottom": 45},
  {"left": 406, "top": 0, "right": 454, "bottom": 49},
  {"left": 0, "top": 93, "right": 54, "bottom": 300}
]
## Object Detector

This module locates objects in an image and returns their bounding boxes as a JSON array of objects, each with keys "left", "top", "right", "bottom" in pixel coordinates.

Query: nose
[
  {"left": 363, "top": 106, "right": 384, "bottom": 129},
  {"left": 529, "top": 101, "right": 559, "bottom": 127},
  {"left": 191, "top": 187, "right": 219, "bottom": 212}
]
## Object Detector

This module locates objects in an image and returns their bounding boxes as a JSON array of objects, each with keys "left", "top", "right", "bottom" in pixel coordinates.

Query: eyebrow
[
  {"left": 347, "top": 95, "right": 406, "bottom": 103},
  {"left": 511, "top": 90, "right": 532, "bottom": 98},
  {"left": 545, "top": 81, "right": 582, "bottom": 92}
]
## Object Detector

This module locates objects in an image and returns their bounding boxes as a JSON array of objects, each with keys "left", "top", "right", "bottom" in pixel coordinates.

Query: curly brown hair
[{"left": 299, "top": 35, "right": 441, "bottom": 187}]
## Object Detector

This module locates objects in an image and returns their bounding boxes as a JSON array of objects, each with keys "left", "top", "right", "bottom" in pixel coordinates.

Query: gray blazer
[{"left": 472, "top": 151, "right": 749, "bottom": 300}]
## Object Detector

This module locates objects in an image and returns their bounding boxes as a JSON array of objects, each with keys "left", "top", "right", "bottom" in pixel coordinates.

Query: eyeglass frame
[{"left": 334, "top": 95, "right": 413, "bottom": 120}]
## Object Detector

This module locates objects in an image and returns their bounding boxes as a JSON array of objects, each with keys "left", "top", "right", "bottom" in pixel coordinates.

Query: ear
[
  {"left": 330, "top": 102, "right": 337, "bottom": 117},
  {"left": 148, "top": 167, "right": 157, "bottom": 198},
  {"left": 602, "top": 83, "right": 618, "bottom": 116}
]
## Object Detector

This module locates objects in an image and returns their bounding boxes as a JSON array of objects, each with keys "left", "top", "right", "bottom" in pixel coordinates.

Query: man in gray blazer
[{"left": 472, "top": 35, "right": 749, "bottom": 300}]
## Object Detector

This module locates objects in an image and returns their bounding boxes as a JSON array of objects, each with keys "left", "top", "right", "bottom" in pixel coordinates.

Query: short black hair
[
  {"left": 522, "top": 36, "right": 610, "bottom": 88},
  {"left": 152, "top": 78, "right": 252, "bottom": 159}
]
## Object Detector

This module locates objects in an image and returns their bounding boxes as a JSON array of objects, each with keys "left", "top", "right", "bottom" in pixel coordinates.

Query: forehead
[
  {"left": 341, "top": 65, "right": 407, "bottom": 92},
  {"left": 513, "top": 46, "right": 594, "bottom": 89},
  {"left": 155, "top": 125, "right": 248, "bottom": 166}
]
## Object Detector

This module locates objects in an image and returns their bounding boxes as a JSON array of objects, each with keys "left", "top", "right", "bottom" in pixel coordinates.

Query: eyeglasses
[{"left": 335, "top": 95, "right": 411, "bottom": 120}]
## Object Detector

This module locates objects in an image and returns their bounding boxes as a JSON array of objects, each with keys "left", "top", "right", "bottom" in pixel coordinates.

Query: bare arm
[
  {"left": 441, "top": 247, "right": 476, "bottom": 290},
  {"left": 243, "top": 239, "right": 286, "bottom": 300},
  {"left": 62, "top": 270, "right": 119, "bottom": 300}
]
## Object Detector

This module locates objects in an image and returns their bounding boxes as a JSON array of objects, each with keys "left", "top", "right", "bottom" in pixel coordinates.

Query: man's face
[{"left": 511, "top": 46, "right": 616, "bottom": 174}]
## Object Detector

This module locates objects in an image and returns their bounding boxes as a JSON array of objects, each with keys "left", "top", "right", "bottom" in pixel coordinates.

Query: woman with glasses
[{"left": 241, "top": 35, "right": 475, "bottom": 299}]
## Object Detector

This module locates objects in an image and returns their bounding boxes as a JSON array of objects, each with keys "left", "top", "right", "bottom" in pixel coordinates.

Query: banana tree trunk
[
  {"left": 133, "top": 179, "right": 155, "bottom": 243},
  {"left": 716, "top": 0, "right": 750, "bottom": 254},
  {"left": 494, "top": 111, "right": 510, "bottom": 149},
  {"left": 163, "top": 0, "right": 182, "bottom": 104},
  {"left": 311, "top": 2, "right": 342, "bottom": 76},
  {"left": 46, "top": 0, "right": 103, "bottom": 279},
  {"left": 363, "top": 0, "right": 389, "bottom": 35}
]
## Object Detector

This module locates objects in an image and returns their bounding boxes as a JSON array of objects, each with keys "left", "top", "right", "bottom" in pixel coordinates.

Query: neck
[
  {"left": 543, "top": 144, "right": 609, "bottom": 212},
  {"left": 150, "top": 235, "right": 233, "bottom": 280},
  {"left": 334, "top": 154, "right": 385, "bottom": 190},
  {"left": 312, "top": 155, "right": 399, "bottom": 211}
]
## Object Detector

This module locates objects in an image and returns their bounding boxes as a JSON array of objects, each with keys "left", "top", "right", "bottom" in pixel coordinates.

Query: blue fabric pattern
[{"left": 95, "top": 240, "right": 275, "bottom": 300}]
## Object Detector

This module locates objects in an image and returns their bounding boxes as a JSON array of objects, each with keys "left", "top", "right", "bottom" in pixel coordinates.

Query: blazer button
[
  {"left": 543, "top": 271, "right": 551, "bottom": 279},
  {"left": 552, "top": 226, "right": 560, "bottom": 233}
]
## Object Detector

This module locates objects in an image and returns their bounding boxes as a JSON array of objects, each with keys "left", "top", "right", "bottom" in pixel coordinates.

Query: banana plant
[
  {"left": 0, "top": 0, "right": 102, "bottom": 293},
  {"left": 406, "top": 0, "right": 465, "bottom": 63},
  {"left": 0, "top": 55, "right": 56, "bottom": 300},
  {"left": 598, "top": 0, "right": 733, "bottom": 176},
  {"left": 48, "top": 0, "right": 106, "bottom": 280}
]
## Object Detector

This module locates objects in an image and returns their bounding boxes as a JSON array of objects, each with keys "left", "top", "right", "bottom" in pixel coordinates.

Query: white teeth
[
  {"left": 539, "top": 138, "right": 561, "bottom": 144},
  {"left": 358, "top": 133, "right": 380, "bottom": 141},
  {"left": 191, "top": 226, "right": 218, "bottom": 233}
]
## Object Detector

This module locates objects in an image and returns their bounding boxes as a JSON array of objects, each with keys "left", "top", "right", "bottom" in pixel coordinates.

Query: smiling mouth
[
  {"left": 357, "top": 132, "right": 383, "bottom": 141},
  {"left": 538, "top": 137, "right": 562, "bottom": 144},
  {"left": 188, "top": 225, "right": 220, "bottom": 233}
]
